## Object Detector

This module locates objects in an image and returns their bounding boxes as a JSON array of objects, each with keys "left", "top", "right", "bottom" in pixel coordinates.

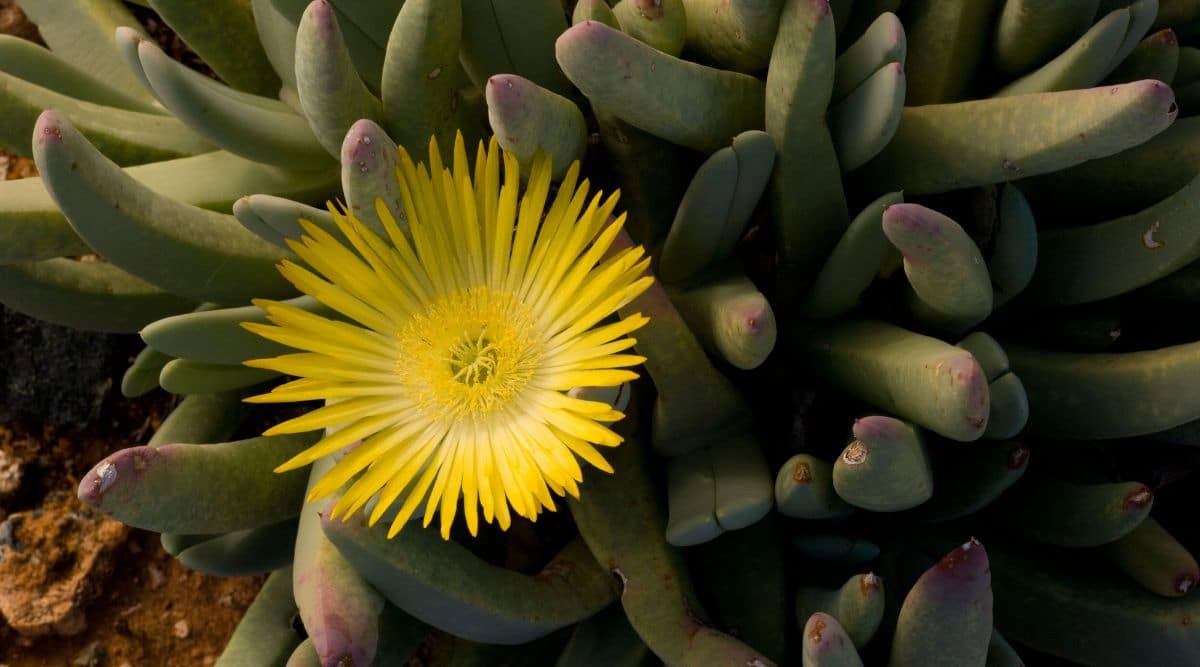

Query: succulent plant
[{"left": 2, "top": 0, "right": 1200, "bottom": 665}]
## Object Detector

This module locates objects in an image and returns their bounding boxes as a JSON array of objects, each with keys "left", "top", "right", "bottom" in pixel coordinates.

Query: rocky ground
[
  {"left": 0, "top": 307, "right": 268, "bottom": 666},
  {"left": 0, "top": 276, "right": 265, "bottom": 666}
]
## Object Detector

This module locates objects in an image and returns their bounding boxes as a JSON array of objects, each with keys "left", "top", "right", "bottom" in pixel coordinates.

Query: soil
[
  {"left": 0, "top": 2, "right": 265, "bottom": 665},
  {"left": 0, "top": 0, "right": 38, "bottom": 43},
  {"left": 0, "top": 413, "right": 264, "bottom": 667}
]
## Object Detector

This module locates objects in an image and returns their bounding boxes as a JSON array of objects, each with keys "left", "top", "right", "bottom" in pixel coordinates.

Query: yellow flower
[{"left": 242, "top": 134, "right": 652, "bottom": 539}]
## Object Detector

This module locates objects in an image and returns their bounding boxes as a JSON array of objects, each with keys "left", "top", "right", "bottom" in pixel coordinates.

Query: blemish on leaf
[
  {"left": 860, "top": 572, "right": 881, "bottom": 594},
  {"left": 1124, "top": 486, "right": 1153, "bottom": 509},
  {"left": 636, "top": 0, "right": 665, "bottom": 19},
  {"left": 1007, "top": 444, "right": 1030, "bottom": 470},
  {"left": 842, "top": 441, "right": 867, "bottom": 465},
  {"left": 95, "top": 461, "right": 118, "bottom": 494},
  {"left": 792, "top": 461, "right": 812, "bottom": 483},
  {"left": 1177, "top": 575, "right": 1195, "bottom": 594},
  {"left": 1143, "top": 221, "right": 1165, "bottom": 249},
  {"left": 938, "top": 537, "right": 982, "bottom": 571},
  {"left": 808, "top": 617, "right": 826, "bottom": 642}
]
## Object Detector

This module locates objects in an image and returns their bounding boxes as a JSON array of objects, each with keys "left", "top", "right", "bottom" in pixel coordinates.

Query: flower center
[
  {"left": 396, "top": 287, "right": 544, "bottom": 422},
  {"left": 448, "top": 332, "right": 501, "bottom": 385}
]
